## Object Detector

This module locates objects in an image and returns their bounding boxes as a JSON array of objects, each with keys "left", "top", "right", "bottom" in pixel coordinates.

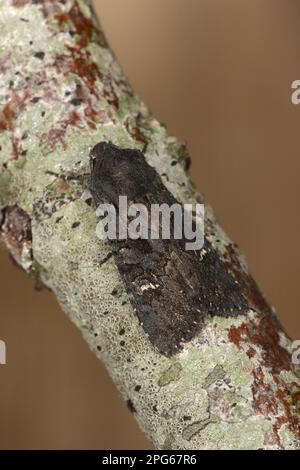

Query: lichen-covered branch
[{"left": 0, "top": 0, "right": 299, "bottom": 450}]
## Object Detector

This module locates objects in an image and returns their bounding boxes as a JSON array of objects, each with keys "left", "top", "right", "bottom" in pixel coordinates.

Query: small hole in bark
[
  {"left": 34, "top": 51, "right": 45, "bottom": 60},
  {"left": 126, "top": 399, "right": 136, "bottom": 413},
  {"left": 70, "top": 98, "right": 82, "bottom": 106},
  {"left": 71, "top": 221, "right": 80, "bottom": 229},
  {"left": 183, "top": 415, "right": 191, "bottom": 421}
]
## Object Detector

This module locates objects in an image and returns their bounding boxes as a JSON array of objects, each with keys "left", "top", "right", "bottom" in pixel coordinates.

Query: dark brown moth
[{"left": 89, "top": 142, "right": 249, "bottom": 356}]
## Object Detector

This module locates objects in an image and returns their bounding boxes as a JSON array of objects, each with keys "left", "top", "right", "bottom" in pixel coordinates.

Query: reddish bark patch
[
  {"left": 0, "top": 91, "right": 30, "bottom": 132},
  {"left": 228, "top": 308, "right": 300, "bottom": 446},
  {"left": 252, "top": 367, "right": 278, "bottom": 415},
  {"left": 11, "top": 0, "right": 30, "bottom": 6},
  {"left": 0, "top": 205, "right": 31, "bottom": 243},
  {"left": 56, "top": 177, "right": 70, "bottom": 193},
  {"left": 47, "top": 38, "right": 109, "bottom": 148},
  {"left": 84, "top": 106, "right": 106, "bottom": 130},
  {"left": 42, "top": 43, "right": 106, "bottom": 149},
  {"left": 124, "top": 116, "right": 148, "bottom": 145},
  {"left": 0, "top": 90, "right": 30, "bottom": 161},
  {"left": 103, "top": 76, "right": 119, "bottom": 110},
  {"left": 9, "top": 0, "right": 118, "bottom": 153},
  {"left": 274, "top": 385, "right": 300, "bottom": 440},
  {"left": 224, "top": 243, "right": 273, "bottom": 315},
  {"left": 54, "top": 48, "right": 101, "bottom": 93},
  {"left": 17, "top": 1, "right": 70, "bottom": 21},
  {"left": 41, "top": 128, "right": 66, "bottom": 151},
  {"left": 247, "top": 346, "right": 256, "bottom": 359},
  {"left": 252, "top": 315, "right": 292, "bottom": 372},
  {"left": 292, "top": 390, "right": 300, "bottom": 402},
  {"left": 41, "top": 110, "right": 82, "bottom": 150},
  {"left": 228, "top": 322, "right": 248, "bottom": 348},
  {"left": 0, "top": 52, "right": 12, "bottom": 75},
  {"left": 53, "top": 0, "right": 107, "bottom": 48},
  {"left": 132, "top": 126, "right": 147, "bottom": 144},
  {"left": 55, "top": 46, "right": 120, "bottom": 112},
  {"left": 251, "top": 366, "right": 300, "bottom": 447},
  {"left": 228, "top": 314, "right": 292, "bottom": 374},
  {"left": 12, "top": 0, "right": 107, "bottom": 51},
  {"left": 225, "top": 239, "right": 292, "bottom": 374}
]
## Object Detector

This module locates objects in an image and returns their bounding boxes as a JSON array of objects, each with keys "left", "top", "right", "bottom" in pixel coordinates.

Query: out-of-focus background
[{"left": 0, "top": 0, "right": 300, "bottom": 449}]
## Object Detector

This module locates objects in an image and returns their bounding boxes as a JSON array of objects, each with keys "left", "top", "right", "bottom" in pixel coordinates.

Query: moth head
[{"left": 90, "top": 141, "right": 115, "bottom": 171}]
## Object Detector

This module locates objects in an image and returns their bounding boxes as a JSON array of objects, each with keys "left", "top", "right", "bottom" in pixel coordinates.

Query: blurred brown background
[{"left": 1, "top": 0, "right": 300, "bottom": 449}]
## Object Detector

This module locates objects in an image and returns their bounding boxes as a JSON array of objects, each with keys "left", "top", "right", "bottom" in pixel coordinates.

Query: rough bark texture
[
  {"left": 89, "top": 142, "right": 250, "bottom": 357},
  {"left": 0, "top": 0, "right": 299, "bottom": 450}
]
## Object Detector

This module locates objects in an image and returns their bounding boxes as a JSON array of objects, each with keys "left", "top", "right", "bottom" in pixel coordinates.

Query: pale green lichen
[
  {"left": 158, "top": 362, "right": 183, "bottom": 387},
  {"left": 0, "top": 132, "right": 13, "bottom": 167},
  {"left": 182, "top": 418, "right": 214, "bottom": 441},
  {"left": 0, "top": 170, "right": 12, "bottom": 206}
]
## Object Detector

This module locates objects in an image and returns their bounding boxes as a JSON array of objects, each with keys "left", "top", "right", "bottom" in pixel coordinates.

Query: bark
[{"left": 0, "top": 0, "right": 299, "bottom": 450}]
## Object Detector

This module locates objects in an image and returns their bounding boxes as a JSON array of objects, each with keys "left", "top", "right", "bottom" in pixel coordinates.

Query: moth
[{"left": 89, "top": 142, "right": 248, "bottom": 356}]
